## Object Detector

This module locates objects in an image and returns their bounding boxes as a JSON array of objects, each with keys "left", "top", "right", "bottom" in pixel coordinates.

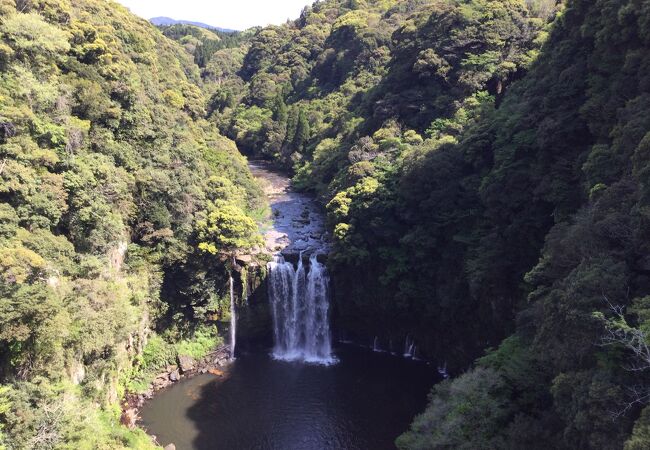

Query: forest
[
  {"left": 0, "top": 0, "right": 263, "bottom": 447},
  {"left": 2, "top": 0, "right": 650, "bottom": 448}
]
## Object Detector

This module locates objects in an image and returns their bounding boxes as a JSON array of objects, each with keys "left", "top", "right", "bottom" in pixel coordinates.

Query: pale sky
[{"left": 115, "top": 0, "right": 313, "bottom": 31}]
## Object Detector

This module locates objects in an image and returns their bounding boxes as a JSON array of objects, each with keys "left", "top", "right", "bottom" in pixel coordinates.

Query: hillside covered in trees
[
  {"left": 194, "top": 0, "right": 562, "bottom": 363},
  {"left": 0, "top": 0, "right": 263, "bottom": 448}
]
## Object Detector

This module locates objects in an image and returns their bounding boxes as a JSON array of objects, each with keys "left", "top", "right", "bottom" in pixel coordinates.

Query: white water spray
[{"left": 267, "top": 253, "right": 335, "bottom": 364}]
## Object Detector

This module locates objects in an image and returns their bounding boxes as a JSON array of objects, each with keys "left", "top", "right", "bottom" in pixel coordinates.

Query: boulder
[
  {"left": 153, "top": 373, "right": 171, "bottom": 390},
  {"left": 154, "top": 373, "right": 168, "bottom": 382},
  {"left": 169, "top": 369, "right": 180, "bottom": 382},
  {"left": 164, "top": 444, "right": 176, "bottom": 450},
  {"left": 177, "top": 355, "right": 195, "bottom": 373}
]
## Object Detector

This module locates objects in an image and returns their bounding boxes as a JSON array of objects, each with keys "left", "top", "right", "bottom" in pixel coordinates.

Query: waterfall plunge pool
[{"left": 139, "top": 344, "right": 437, "bottom": 450}]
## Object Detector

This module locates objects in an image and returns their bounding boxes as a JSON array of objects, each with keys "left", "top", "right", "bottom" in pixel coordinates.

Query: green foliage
[
  {"left": 1, "top": 12, "right": 70, "bottom": 63},
  {"left": 141, "top": 335, "right": 176, "bottom": 371},
  {"left": 159, "top": 24, "right": 251, "bottom": 69},
  {"left": 124, "top": 328, "right": 222, "bottom": 395},
  {"left": 627, "top": 407, "right": 650, "bottom": 450},
  {"left": 174, "top": 327, "right": 222, "bottom": 360},
  {"left": 392, "top": 0, "right": 650, "bottom": 448},
  {"left": 0, "top": 380, "right": 157, "bottom": 450},
  {"left": 397, "top": 367, "right": 509, "bottom": 450},
  {"left": 197, "top": 199, "right": 262, "bottom": 255},
  {"left": 194, "top": 0, "right": 650, "bottom": 448},
  {"left": 0, "top": 0, "right": 264, "bottom": 447},
  {"left": 4, "top": 0, "right": 650, "bottom": 448}
]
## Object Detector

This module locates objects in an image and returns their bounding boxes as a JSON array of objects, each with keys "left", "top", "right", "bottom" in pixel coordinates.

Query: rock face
[
  {"left": 236, "top": 254, "right": 253, "bottom": 265},
  {"left": 153, "top": 373, "right": 171, "bottom": 391},
  {"left": 177, "top": 355, "right": 195, "bottom": 373},
  {"left": 233, "top": 263, "right": 273, "bottom": 350},
  {"left": 69, "top": 359, "right": 86, "bottom": 385}
]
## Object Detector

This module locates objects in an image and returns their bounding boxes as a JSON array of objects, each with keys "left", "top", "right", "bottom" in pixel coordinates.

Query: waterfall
[
  {"left": 438, "top": 362, "right": 449, "bottom": 379},
  {"left": 404, "top": 336, "right": 415, "bottom": 358},
  {"left": 230, "top": 274, "right": 236, "bottom": 359},
  {"left": 373, "top": 336, "right": 380, "bottom": 352},
  {"left": 267, "top": 253, "right": 335, "bottom": 364}
]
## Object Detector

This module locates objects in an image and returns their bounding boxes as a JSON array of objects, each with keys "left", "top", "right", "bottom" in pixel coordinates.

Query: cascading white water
[
  {"left": 267, "top": 253, "right": 335, "bottom": 364},
  {"left": 230, "top": 275, "right": 237, "bottom": 358},
  {"left": 438, "top": 362, "right": 449, "bottom": 379},
  {"left": 404, "top": 336, "right": 415, "bottom": 358}
]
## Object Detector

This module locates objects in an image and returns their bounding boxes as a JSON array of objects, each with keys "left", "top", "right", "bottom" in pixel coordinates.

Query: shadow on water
[{"left": 139, "top": 345, "right": 438, "bottom": 450}]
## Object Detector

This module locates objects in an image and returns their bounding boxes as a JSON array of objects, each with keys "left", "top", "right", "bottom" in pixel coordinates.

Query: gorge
[{"left": 3, "top": 0, "right": 650, "bottom": 449}]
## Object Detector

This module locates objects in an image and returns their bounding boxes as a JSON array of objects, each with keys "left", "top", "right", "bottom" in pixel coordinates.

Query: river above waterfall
[
  {"left": 139, "top": 345, "right": 436, "bottom": 450},
  {"left": 249, "top": 160, "right": 329, "bottom": 257}
]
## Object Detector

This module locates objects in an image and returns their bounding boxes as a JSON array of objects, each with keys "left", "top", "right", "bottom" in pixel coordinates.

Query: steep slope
[
  {"left": 157, "top": 24, "right": 251, "bottom": 69},
  {"left": 0, "top": 0, "right": 262, "bottom": 448},
  {"left": 397, "top": 0, "right": 650, "bottom": 448}
]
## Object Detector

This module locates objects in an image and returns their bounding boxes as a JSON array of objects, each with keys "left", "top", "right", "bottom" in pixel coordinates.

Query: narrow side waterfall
[
  {"left": 404, "top": 336, "right": 415, "bottom": 358},
  {"left": 267, "top": 254, "right": 334, "bottom": 364},
  {"left": 230, "top": 274, "right": 237, "bottom": 358}
]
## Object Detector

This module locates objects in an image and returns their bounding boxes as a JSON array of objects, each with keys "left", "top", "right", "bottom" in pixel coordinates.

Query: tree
[
  {"left": 196, "top": 199, "right": 261, "bottom": 256},
  {"left": 293, "top": 108, "right": 310, "bottom": 153}
]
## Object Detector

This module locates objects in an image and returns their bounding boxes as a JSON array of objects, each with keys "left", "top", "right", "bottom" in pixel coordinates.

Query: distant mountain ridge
[{"left": 150, "top": 16, "right": 236, "bottom": 33}]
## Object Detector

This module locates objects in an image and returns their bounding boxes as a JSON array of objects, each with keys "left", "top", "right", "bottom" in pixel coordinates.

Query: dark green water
[{"left": 139, "top": 345, "right": 436, "bottom": 450}]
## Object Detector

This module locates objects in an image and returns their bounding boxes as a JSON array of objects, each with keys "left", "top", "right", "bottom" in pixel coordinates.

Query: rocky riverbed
[{"left": 249, "top": 161, "right": 329, "bottom": 258}]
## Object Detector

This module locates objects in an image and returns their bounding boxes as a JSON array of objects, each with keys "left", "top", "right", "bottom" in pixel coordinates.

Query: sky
[{"left": 115, "top": 0, "right": 313, "bottom": 31}]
